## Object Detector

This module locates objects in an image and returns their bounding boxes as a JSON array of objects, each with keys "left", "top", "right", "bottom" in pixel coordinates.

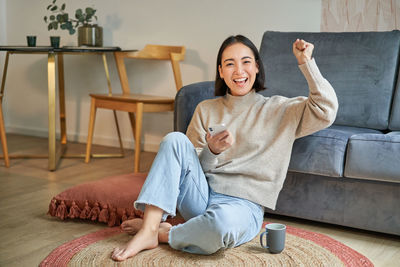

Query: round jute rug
[{"left": 40, "top": 222, "right": 373, "bottom": 267}]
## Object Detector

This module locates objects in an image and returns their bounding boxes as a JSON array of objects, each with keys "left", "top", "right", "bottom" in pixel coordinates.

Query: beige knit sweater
[{"left": 186, "top": 59, "right": 338, "bottom": 209}]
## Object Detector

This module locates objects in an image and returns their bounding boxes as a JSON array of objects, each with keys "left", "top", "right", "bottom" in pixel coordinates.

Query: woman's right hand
[
  {"left": 206, "top": 130, "right": 234, "bottom": 154},
  {"left": 293, "top": 39, "right": 314, "bottom": 65}
]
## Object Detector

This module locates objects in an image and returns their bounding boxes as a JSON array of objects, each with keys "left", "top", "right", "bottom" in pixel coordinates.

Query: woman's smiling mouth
[{"left": 234, "top": 77, "right": 248, "bottom": 86}]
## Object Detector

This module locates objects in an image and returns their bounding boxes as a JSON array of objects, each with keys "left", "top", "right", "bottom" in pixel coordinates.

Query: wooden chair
[
  {"left": 0, "top": 94, "right": 10, "bottom": 167},
  {"left": 85, "top": 45, "right": 185, "bottom": 172}
]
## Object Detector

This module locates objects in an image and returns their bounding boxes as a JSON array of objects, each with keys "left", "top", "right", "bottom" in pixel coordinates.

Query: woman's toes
[{"left": 111, "top": 247, "right": 123, "bottom": 259}]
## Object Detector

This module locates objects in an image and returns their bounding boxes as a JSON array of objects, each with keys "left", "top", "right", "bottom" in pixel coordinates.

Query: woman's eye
[{"left": 244, "top": 60, "right": 251, "bottom": 64}]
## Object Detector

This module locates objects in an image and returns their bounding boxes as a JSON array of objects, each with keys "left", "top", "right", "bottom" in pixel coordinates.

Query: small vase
[
  {"left": 27, "top": 36, "right": 37, "bottom": 47},
  {"left": 50, "top": 36, "right": 60, "bottom": 48},
  {"left": 78, "top": 24, "right": 103, "bottom": 47}
]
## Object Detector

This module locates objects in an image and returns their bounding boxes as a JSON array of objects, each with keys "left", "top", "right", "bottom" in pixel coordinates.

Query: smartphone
[{"left": 208, "top": 124, "right": 227, "bottom": 136}]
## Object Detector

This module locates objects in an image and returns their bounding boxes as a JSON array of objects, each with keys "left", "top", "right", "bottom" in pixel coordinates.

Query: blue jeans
[{"left": 134, "top": 132, "right": 264, "bottom": 254}]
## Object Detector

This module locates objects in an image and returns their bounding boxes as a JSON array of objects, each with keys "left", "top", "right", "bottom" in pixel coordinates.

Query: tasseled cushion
[{"left": 47, "top": 173, "right": 147, "bottom": 227}]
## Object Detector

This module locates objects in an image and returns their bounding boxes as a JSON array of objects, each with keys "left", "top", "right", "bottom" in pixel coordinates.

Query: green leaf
[
  {"left": 76, "top": 12, "right": 85, "bottom": 23},
  {"left": 48, "top": 24, "right": 53, "bottom": 31},
  {"left": 60, "top": 23, "right": 66, "bottom": 30},
  {"left": 56, "top": 14, "right": 62, "bottom": 22},
  {"left": 44, "top": 16, "right": 47, "bottom": 23},
  {"left": 86, "top": 7, "right": 95, "bottom": 16},
  {"left": 69, "top": 28, "right": 76, "bottom": 35},
  {"left": 46, "top": 4, "right": 52, "bottom": 10},
  {"left": 50, "top": 5, "right": 57, "bottom": 11},
  {"left": 66, "top": 21, "right": 72, "bottom": 29},
  {"left": 51, "top": 21, "right": 58, "bottom": 30},
  {"left": 63, "top": 13, "right": 69, "bottom": 22},
  {"left": 50, "top": 15, "right": 55, "bottom": 21},
  {"left": 75, "top": 9, "right": 83, "bottom": 16},
  {"left": 52, "top": 0, "right": 56, "bottom": 4},
  {"left": 61, "top": 3, "right": 65, "bottom": 11}
]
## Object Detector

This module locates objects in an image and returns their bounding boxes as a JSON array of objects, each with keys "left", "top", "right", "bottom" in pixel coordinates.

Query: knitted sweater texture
[{"left": 186, "top": 59, "right": 338, "bottom": 209}]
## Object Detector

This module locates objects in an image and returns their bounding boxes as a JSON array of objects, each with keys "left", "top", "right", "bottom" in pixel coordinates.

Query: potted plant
[{"left": 43, "top": 0, "right": 103, "bottom": 47}]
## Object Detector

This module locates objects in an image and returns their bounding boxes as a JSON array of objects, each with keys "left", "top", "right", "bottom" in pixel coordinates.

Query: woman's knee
[
  {"left": 161, "top": 132, "right": 190, "bottom": 147},
  {"left": 160, "top": 132, "right": 195, "bottom": 157}
]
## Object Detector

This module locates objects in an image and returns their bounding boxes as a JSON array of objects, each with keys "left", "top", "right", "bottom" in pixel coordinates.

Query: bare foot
[
  {"left": 158, "top": 226, "right": 170, "bottom": 243},
  {"left": 111, "top": 227, "right": 158, "bottom": 261},
  {"left": 121, "top": 218, "right": 143, "bottom": 234},
  {"left": 112, "top": 221, "right": 173, "bottom": 261},
  {"left": 121, "top": 218, "right": 172, "bottom": 236}
]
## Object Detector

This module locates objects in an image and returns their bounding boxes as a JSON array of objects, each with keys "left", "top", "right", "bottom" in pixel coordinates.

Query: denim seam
[
  {"left": 187, "top": 171, "right": 208, "bottom": 206},
  {"left": 134, "top": 200, "right": 176, "bottom": 219}
]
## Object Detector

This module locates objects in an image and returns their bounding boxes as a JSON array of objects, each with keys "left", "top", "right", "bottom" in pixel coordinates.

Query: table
[{"left": 0, "top": 46, "right": 122, "bottom": 171}]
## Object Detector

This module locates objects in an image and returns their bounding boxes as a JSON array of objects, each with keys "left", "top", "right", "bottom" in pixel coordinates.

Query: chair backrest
[{"left": 114, "top": 45, "right": 186, "bottom": 95}]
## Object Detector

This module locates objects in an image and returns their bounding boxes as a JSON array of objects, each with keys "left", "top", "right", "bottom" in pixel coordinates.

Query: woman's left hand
[
  {"left": 206, "top": 130, "right": 234, "bottom": 155},
  {"left": 293, "top": 39, "right": 314, "bottom": 65}
]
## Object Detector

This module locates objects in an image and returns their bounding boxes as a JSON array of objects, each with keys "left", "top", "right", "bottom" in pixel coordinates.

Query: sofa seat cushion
[
  {"left": 344, "top": 131, "right": 400, "bottom": 183},
  {"left": 289, "top": 125, "right": 381, "bottom": 177}
]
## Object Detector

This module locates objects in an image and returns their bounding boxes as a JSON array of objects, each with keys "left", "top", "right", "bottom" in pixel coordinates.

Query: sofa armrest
[{"left": 174, "top": 81, "right": 215, "bottom": 133}]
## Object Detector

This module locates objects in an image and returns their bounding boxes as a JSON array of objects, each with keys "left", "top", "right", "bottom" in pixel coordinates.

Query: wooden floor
[{"left": 0, "top": 134, "right": 399, "bottom": 266}]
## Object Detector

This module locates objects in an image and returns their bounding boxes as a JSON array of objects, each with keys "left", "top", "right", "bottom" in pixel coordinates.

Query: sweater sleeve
[
  {"left": 186, "top": 104, "right": 219, "bottom": 171},
  {"left": 294, "top": 58, "right": 339, "bottom": 138}
]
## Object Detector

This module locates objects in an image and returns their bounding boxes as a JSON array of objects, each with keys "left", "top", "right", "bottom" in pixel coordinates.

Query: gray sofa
[{"left": 174, "top": 31, "right": 400, "bottom": 236}]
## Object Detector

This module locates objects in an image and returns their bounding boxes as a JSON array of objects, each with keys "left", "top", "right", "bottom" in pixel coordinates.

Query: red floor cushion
[{"left": 48, "top": 173, "right": 147, "bottom": 227}]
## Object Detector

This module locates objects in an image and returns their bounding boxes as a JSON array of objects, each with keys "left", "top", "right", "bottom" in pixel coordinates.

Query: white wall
[{"left": 1, "top": 0, "right": 322, "bottom": 152}]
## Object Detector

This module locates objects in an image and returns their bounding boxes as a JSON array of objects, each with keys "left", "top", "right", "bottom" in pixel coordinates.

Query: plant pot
[
  {"left": 78, "top": 24, "right": 103, "bottom": 47},
  {"left": 50, "top": 36, "right": 60, "bottom": 48}
]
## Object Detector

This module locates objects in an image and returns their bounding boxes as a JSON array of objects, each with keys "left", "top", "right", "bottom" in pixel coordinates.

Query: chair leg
[
  {"left": 128, "top": 111, "right": 137, "bottom": 167},
  {"left": 134, "top": 103, "right": 143, "bottom": 173},
  {"left": 128, "top": 112, "right": 136, "bottom": 142},
  {"left": 113, "top": 110, "right": 124, "bottom": 155},
  {"left": 0, "top": 101, "right": 9, "bottom": 167},
  {"left": 85, "top": 98, "right": 97, "bottom": 163}
]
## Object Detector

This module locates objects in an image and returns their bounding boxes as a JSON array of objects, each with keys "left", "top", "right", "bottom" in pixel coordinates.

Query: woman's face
[{"left": 218, "top": 43, "right": 259, "bottom": 96}]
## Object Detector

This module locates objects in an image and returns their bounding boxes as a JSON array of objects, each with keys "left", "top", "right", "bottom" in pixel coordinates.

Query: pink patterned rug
[{"left": 40, "top": 222, "right": 373, "bottom": 267}]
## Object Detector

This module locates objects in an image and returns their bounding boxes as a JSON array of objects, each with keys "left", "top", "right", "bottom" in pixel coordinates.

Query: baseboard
[{"left": 6, "top": 125, "right": 160, "bottom": 153}]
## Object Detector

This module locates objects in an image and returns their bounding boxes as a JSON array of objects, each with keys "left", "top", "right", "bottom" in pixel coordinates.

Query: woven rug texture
[{"left": 40, "top": 223, "right": 374, "bottom": 267}]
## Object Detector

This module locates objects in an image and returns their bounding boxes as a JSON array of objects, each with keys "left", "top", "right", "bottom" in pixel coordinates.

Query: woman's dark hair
[{"left": 215, "top": 35, "right": 266, "bottom": 96}]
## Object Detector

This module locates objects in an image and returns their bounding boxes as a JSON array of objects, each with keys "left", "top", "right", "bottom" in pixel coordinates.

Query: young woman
[{"left": 111, "top": 35, "right": 338, "bottom": 261}]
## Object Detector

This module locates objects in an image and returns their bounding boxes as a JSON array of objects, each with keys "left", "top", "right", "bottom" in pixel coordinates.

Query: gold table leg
[
  {"left": 58, "top": 53, "right": 67, "bottom": 145},
  {"left": 47, "top": 52, "right": 59, "bottom": 171}
]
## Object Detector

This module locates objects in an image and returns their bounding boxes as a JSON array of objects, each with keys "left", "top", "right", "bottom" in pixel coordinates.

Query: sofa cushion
[
  {"left": 389, "top": 69, "right": 400, "bottom": 130},
  {"left": 259, "top": 30, "right": 400, "bottom": 130},
  {"left": 48, "top": 173, "right": 186, "bottom": 227},
  {"left": 344, "top": 131, "right": 400, "bottom": 183},
  {"left": 47, "top": 173, "right": 147, "bottom": 226},
  {"left": 289, "top": 125, "right": 381, "bottom": 177}
]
